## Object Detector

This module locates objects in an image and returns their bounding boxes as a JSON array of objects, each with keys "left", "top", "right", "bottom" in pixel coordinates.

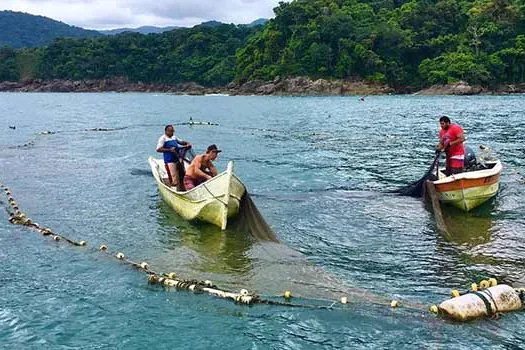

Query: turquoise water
[{"left": 1, "top": 93, "right": 525, "bottom": 349}]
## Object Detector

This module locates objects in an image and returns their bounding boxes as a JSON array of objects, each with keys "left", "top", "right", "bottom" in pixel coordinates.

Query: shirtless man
[{"left": 184, "top": 144, "right": 221, "bottom": 190}]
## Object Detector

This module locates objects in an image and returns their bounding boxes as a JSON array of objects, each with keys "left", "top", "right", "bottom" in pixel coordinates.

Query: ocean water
[{"left": 0, "top": 93, "right": 524, "bottom": 349}]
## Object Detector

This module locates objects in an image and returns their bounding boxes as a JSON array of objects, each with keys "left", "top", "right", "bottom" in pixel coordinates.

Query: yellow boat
[
  {"left": 433, "top": 160, "right": 502, "bottom": 212},
  {"left": 148, "top": 157, "right": 246, "bottom": 230}
]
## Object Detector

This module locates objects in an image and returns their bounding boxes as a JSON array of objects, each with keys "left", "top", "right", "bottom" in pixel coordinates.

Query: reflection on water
[
  {"left": 440, "top": 206, "right": 493, "bottom": 246},
  {"left": 153, "top": 200, "right": 253, "bottom": 277}
]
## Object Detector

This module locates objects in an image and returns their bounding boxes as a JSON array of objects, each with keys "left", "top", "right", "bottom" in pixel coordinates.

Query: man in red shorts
[
  {"left": 184, "top": 144, "right": 221, "bottom": 190},
  {"left": 437, "top": 116, "right": 465, "bottom": 176}
]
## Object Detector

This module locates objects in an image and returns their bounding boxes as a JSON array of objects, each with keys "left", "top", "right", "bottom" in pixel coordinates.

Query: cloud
[{"left": 1, "top": 0, "right": 285, "bottom": 29}]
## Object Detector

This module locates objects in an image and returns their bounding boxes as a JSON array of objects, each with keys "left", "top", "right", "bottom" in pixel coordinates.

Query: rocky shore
[{"left": 0, "top": 77, "right": 523, "bottom": 95}]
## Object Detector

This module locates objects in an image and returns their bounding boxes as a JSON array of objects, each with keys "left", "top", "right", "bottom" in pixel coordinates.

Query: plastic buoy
[
  {"left": 52, "top": 235, "right": 60, "bottom": 241},
  {"left": 451, "top": 290, "right": 460, "bottom": 298},
  {"left": 471, "top": 283, "right": 478, "bottom": 291},
  {"left": 340, "top": 297, "right": 348, "bottom": 304},
  {"left": 390, "top": 300, "right": 399, "bottom": 308},
  {"left": 99, "top": 245, "right": 108, "bottom": 251},
  {"left": 79, "top": 240, "right": 86, "bottom": 246},
  {"left": 439, "top": 284, "right": 522, "bottom": 321},
  {"left": 430, "top": 305, "right": 439, "bottom": 314},
  {"left": 204, "top": 280, "right": 213, "bottom": 287},
  {"left": 283, "top": 290, "right": 292, "bottom": 299},
  {"left": 489, "top": 278, "right": 498, "bottom": 287},
  {"left": 479, "top": 280, "right": 490, "bottom": 289},
  {"left": 116, "top": 252, "right": 125, "bottom": 260},
  {"left": 240, "top": 289, "right": 249, "bottom": 296},
  {"left": 140, "top": 262, "right": 149, "bottom": 270},
  {"left": 167, "top": 272, "right": 177, "bottom": 279}
]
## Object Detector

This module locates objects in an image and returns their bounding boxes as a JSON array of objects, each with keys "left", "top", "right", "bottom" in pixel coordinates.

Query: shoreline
[{"left": 1, "top": 78, "right": 524, "bottom": 96}]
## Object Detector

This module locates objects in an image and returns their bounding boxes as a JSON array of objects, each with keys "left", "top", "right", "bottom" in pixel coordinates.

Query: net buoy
[
  {"left": 438, "top": 284, "right": 522, "bottom": 322},
  {"left": 479, "top": 280, "right": 490, "bottom": 289}
]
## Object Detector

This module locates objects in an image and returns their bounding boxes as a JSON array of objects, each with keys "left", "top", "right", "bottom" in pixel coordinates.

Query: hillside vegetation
[
  {"left": 1, "top": 0, "right": 524, "bottom": 89},
  {"left": 0, "top": 10, "right": 102, "bottom": 48}
]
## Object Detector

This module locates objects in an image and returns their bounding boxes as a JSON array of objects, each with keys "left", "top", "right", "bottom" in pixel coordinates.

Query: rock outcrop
[
  {"left": 1, "top": 77, "right": 524, "bottom": 95},
  {"left": 417, "top": 81, "right": 485, "bottom": 95}
]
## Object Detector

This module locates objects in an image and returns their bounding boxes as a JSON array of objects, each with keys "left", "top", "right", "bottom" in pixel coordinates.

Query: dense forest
[
  {"left": 236, "top": 0, "right": 525, "bottom": 87},
  {"left": 0, "top": 11, "right": 102, "bottom": 48},
  {"left": 1, "top": 0, "right": 524, "bottom": 89}
]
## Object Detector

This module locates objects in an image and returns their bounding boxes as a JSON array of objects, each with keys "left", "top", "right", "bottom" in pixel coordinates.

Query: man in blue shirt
[{"left": 156, "top": 124, "right": 191, "bottom": 190}]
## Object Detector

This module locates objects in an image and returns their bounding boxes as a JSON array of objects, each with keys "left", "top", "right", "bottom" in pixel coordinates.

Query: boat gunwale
[
  {"left": 148, "top": 157, "right": 245, "bottom": 203},
  {"left": 433, "top": 160, "right": 502, "bottom": 185}
]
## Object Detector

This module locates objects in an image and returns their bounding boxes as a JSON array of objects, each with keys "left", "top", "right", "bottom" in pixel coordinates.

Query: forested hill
[
  {"left": 1, "top": 0, "right": 524, "bottom": 90},
  {"left": 0, "top": 23, "right": 260, "bottom": 86},
  {"left": 236, "top": 0, "right": 525, "bottom": 88},
  {"left": 0, "top": 11, "right": 102, "bottom": 48}
]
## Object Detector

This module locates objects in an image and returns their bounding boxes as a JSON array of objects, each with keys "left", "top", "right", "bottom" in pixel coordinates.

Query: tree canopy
[{"left": 1, "top": 0, "right": 524, "bottom": 88}]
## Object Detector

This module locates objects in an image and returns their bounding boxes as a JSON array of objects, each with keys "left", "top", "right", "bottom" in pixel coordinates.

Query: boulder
[{"left": 418, "top": 81, "right": 485, "bottom": 95}]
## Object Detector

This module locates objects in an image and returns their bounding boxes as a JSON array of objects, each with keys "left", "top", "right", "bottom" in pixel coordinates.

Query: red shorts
[{"left": 184, "top": 176, "right": 204, "bottom": 190}]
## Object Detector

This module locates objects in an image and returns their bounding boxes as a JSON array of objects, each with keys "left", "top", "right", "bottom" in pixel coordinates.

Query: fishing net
[
  {"left": 230, "top": 193, "right": 279, "bottom": 243},
  {"left": 396, "top": 153, "right": 440, "bottom": 197}
]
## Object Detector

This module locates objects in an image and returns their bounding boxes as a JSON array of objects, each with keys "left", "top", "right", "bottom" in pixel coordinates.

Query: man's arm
[
  {"left": 449, "top": 132, "right": 465, "bottom": 146},
  {"left": 156, "top": 137, "right": 177, "bottom": 153},
  {"left": 207, "top": 161, "right": 218, "bottom": 177},
  {"left": 193, "top": 157, "right": 213, "bottom": 180},
  {"left": 176, "top": 138, "right": 192, "bottom": 148},
  {"left": 156, "top": 137, "right": 168, "bottom": 153}
]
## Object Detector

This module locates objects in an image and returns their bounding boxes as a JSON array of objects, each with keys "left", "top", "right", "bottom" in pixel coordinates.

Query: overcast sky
[{"left": 1, "top": 0, "right": 286, "bottom": 29}]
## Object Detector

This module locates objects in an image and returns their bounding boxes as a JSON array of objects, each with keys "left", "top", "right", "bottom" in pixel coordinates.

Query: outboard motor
[{"left": 464, "top": 145, "right": 477, "bottom": 171}]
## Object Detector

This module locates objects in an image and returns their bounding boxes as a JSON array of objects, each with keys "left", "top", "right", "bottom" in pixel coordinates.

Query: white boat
[
  {"left": 433, "top": 160, "right": 502, "bottom": 211},
  {"left": 148, "top": 157, "right": 246, "bottom": 229}
]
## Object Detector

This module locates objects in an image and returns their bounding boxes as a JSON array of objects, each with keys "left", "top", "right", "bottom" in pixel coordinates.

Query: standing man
[
  {"left": 156, "top": 124, "right": 191, "bottom": 189},
  {"left": 437, "top": 116, "right": 465, "bottom": 176},
  {"left": 183, "top": 144, "right": 221, "bottom": 190}
]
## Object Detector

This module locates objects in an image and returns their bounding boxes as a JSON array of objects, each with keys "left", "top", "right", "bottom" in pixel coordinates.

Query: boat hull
[
  {"left": 149, "top": 157, "right": 246, "bottom": 229},
  {"left": 433, "top": 161, "right": 501, "bottom": 212}
]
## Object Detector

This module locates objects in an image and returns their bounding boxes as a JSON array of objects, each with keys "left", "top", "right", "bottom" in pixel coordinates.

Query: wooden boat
[
  {"left": 148, "top": 157, "right": 246, "bottom": 230},
  {"left": 433, "top": 160, "right": 502, "bottom": 212}
]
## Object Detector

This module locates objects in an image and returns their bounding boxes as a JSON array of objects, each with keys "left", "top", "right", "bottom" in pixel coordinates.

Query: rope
[
  {"left": 202, "top": 183, "right": 228, "bottom": 207},
  {"left": 0, "top": 179, "right": 343, "bottom": 310},
  {"left": 471, "top": 291, "right": 494, "bottom": 316}
]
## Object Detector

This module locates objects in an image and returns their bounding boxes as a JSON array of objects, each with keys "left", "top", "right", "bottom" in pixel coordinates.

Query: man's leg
[
  {"left": 448, "top": 158, "right": 464, "bottom": 176},
  {"left": 183, "top": 175, "right": 195, "bottom": 190},
  {"left": 165, "top": 162, "right": 178, "bottom": 187}
]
